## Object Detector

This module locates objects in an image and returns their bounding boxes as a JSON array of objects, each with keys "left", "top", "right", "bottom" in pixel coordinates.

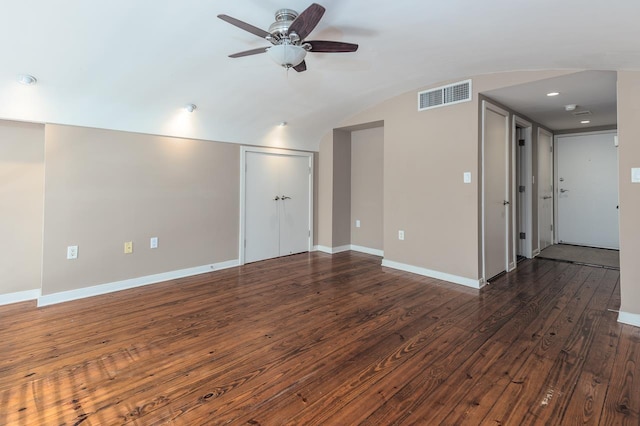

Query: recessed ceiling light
[
  {"left": 581, "top": 120, "right": 591, "bottom": 124},
  {"left": 17, "top": 74, "right": 37, "bottom": 85},
  {"left": 184, "top": 104, "right": 197, "bottom": 113},
  {"left": 546, "top": 92, "right": 560, "bottom": 97},
  {"left": 565, "top": 104, "right": 577, "bottom": 111}
]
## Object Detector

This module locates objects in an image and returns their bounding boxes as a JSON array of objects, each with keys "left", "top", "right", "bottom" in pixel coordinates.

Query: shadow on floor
[{"left": 538, "top": 243, "right": 619, "bottom": 269}]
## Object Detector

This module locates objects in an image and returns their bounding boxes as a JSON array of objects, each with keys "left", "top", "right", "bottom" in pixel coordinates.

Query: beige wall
[
  {"left": 317, "top": 134, "right": 333, "bottom": 248},
  {"left": 351, "top": 127, "right": 383, "bottom": 251},
  {"left": 0, "top": 120, "right": 45, "bottom": 294},
  {"left": 617, "top": 71, "right": 640, "bottom": 316},
  {"left": 319, "top": 71, "right": 575, "bottom": 281},
  {"left": 332, "top": 130, "right": 352, "bottom": 247},
  {"left": 42, "top": 125, "right": 239, "bottom": 295}
]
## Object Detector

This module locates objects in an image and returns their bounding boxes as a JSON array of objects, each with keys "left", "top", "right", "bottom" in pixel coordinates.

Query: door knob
[
  {"left": 503, "top": 200, "right": 510, "bottom": 205},
  {"left": 274, "top": 196, "right": 280, "bottom": 201},
  {"left": 542, "top": 196, "right": 552, "bottom": 200},
  {"left": 281, "top": 195, "right": 291, "bottom": 200},
  {"left": 560, "top": 188, "right": 569, "bottom": 193}
]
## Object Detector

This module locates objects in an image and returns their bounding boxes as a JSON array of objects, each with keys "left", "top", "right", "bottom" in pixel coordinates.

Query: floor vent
[{"left": 418, "top": 79, "right": 472, "bottom": 111}]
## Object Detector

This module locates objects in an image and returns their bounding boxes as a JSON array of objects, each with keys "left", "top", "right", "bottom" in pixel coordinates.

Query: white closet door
[
  {"left": 243, "top": 149, "right": 312, "bottom": 264},
  {"left": 278, "top": 155, "right": 311, "bottom": 256},
  {"left": 483, "top": 102, "right": 510, "bottom": 280},
  {"left": 245, "top": 152, "right": 280, "bottom": 263}
]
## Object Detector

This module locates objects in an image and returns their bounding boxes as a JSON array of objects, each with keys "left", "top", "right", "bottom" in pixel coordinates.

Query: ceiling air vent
[
  {"left": 572, "top": 110, "right": 592, "bottom": 116},
  {"left": 418, "top": 79, "right": 472, "bottom": 111}
]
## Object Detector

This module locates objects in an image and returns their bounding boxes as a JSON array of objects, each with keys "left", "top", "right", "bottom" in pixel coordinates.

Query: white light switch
[
  {"left": 150, "top": 237, "right": 158, "bottom": 249},
  {"left": 398, "top": 230, "right": 405, "bottom": 241},
  {"left": 632, "top": 168, "right": 640, "bottom": 183},
  {"left": 355, "top": 220, "right": 361, "bottom": 228},
  {"left": 463, "top": 172, "right": 472, "bottom": 183}
]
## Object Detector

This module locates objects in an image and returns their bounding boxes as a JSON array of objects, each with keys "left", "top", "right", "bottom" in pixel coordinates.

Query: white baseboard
[
  {"left": 381, "top": 259, "right": 484, "bottom": 289},
  {"left": 37, "top": 259, "right": 240, "bottom": 307},
  {"left": 532, "top": 248, "right": 541, "bottom": 257},
  {"left": 0, "top": 289, "right": 41, "bottom": 306},
  {"left": 313, "top": 245, "right": 350, "bottom": 254},
  {"left": 618, "top": 311, "right": 640, "bottom": 328},
  {"left": 350, "top": 245, "right": 384, "bottom": 257},
  {"left": 314, "top": 245, "right": 383, "bottom": 256}
]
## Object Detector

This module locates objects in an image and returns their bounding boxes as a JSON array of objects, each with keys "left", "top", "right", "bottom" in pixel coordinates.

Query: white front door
[
  {"left": 556, "top": 132, "right": 619, "bottom": 249},
  {"left": 483, "top": 101, "right": 511, "bottom": 280},
  {"left": 243, "top": 149, "right": 312, "bottom": 264},
  {"left": 538, "top": 129, "right": 554, "bottom": 251}
]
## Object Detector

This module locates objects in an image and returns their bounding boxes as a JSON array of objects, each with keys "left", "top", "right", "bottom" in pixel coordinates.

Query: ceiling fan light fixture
[{"left": 267, "top": 44, "right": 306, "bottom": 68}]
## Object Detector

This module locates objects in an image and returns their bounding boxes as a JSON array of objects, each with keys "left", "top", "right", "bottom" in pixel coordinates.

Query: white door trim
[
  {"left": 481, "top": 100, "right": 511, "bottom": 282},
  {"left": 239, "top": 146, "right": 314, "bottom": 265}
]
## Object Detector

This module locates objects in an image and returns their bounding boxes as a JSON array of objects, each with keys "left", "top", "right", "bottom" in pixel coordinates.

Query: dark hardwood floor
[{"left": 0, "top": 251, "right": 638, "bottom": 425}]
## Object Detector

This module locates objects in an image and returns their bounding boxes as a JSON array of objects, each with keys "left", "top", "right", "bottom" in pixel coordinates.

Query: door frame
[
  {"left": 553, "top": 129, "right": 618, "bottom": 249},
  {"left": 513, "top": 115, "right": 533, "bottom": 259},
  {"left": 481, "top": 100, "right": 512, "bottom": 282},
  {"left": 239, "top": 146, "right": 314, "bottom": 265},
  {"left": 537, "top": 127, "right": 554, "bottom": 253}
]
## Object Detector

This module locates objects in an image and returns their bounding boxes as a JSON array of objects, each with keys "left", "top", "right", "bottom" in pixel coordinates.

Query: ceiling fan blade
[
  {"left": 288, "top": 3, "right": 325, "bottom": 40},
  {"left": 217, "top": 14, "right": 270, "bottom": 39},
  {"left": 293, "top": 61, "right": 307, "bottom": 72},
  {"left": 228, "top": 47, "right": 268, "bottom": 58},
  {"left": 306, "top": 40, "right": 359, "bottom": 53}
]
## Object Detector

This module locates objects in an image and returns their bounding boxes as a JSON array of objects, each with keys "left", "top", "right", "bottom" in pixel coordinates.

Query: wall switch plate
[
  {"left": 124, "top": 241, "right": 133, "bottom": 254},
  {"left": 463, "top": 172, "right": 472, "bottom": 183},
  {"left": 150, "top": 237, "right": 158, "bottom": 249},
  {"left": 67, "top": 245, "right": 78, "bottom": 260},
  {"left": 398, "top": 230, "right": 405, "bottom": 241},
  {"left": 632, "top": 167, "right": 640, "bottom": 183},
  {"left": 355, "top": 220, "right": 361, "bottom": 228}
]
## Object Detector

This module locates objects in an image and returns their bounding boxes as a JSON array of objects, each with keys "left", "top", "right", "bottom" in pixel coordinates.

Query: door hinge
[
  {"left": 244, "top": 239, "right": 246, "bottom": 247},
  {"left": 519, "top": 185, "right": 525, "bottom": 193},
  {"left": 309, "top": 166, "right": 311, "bottom": 175},
  {"left": 518, "top": 139, "right": 525, "bottom": 147},
  {"left": 519, "top": 232, "right": 526, "bottom": 240},
  {"left": 551, "top": 224, "right": 553, "bottom": 231},
  {"left": 308, "top": 229, "right": 311, "bottom": 237}
]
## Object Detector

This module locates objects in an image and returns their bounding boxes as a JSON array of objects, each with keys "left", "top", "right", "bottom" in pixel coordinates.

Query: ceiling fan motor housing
[{"left": 268, "top": 9, "right": 299, "bottom": 38}]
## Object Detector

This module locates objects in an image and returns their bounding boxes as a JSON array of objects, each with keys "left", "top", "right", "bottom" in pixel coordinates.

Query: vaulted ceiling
[{"left": 1, "top": 1, "right": 639, "bottom": 151}]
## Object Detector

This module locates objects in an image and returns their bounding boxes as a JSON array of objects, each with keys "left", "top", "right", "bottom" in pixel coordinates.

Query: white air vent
[
  {"left": 572, "top": 110, "right": 592, "bottom": 116},
  {"left": 418, "top": 79, "right": 472, "bottom": 111}
]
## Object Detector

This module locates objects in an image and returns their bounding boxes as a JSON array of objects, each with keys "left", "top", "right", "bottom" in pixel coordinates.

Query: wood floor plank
[{"left": 0, "top": 252, "right": 637, "bottom": 425}]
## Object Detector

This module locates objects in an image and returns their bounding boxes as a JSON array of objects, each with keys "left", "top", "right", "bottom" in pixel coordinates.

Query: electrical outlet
[
  {"left": 150, "top": 237, "right": 158, "bottom": 249},
  {"left": 355, "top": 220, "right": 361, "bottom": 228},
  {"left": 398, "top": 230, "right": 405, "bottom": 241},
  {"left": 124, "top": 241, "right": 133, "bottom": 254},
  {"left": 67, "top": 245, "right": 78, "bottom": 260}
]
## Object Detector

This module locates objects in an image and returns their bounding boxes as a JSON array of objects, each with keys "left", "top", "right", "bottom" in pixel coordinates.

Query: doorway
[{"left": 240, "top": 147, "right": 313, "bottom": 264}]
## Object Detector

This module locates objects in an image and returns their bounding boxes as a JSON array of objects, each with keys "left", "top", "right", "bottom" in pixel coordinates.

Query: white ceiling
[
  {"left": 483, "top": 71, "right": 618, "bottom": 131},
  {"left": 1, "top": 1, "right": 639, "bottom": 151}
]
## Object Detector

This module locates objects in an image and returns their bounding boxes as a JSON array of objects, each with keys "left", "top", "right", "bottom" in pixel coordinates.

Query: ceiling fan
[{"left": 217, "top": 3, "right": 358, "bottom": 72}]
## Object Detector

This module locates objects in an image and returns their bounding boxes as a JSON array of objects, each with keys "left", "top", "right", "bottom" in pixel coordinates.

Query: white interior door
[
  {"left": 243, "top": 148, "right": 312, "bottom": 264},
  {"left": 556, "top": 132, "right": 619, "bottom": 249},
  {"left": 538, "top": 129, "right": 554, "bottom": 251},
  {"left": 278, "top": 155, "right": 311, "bottom": 256},
  {"left": 483, "top": 101, "right": 511, "bottom": 280},
  {"left": 245, "top": 152, "right": 280, "bottom": 263}
]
